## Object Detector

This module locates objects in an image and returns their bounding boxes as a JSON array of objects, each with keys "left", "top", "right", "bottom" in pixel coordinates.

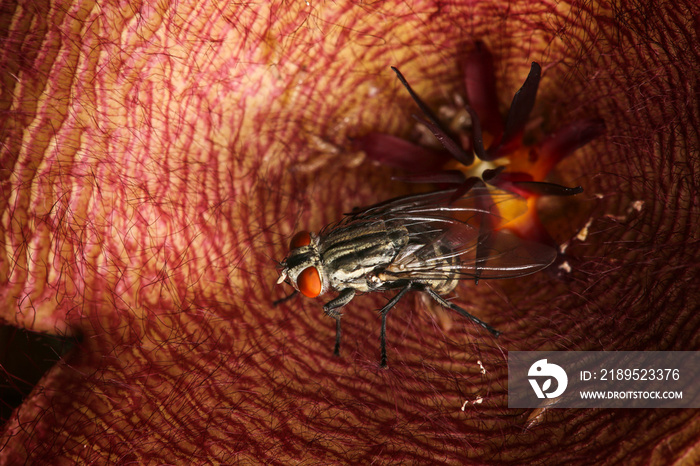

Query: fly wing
[
  {"left": 387, "top": 221, "right": 556, "bottom": 280},
  {"left": 348, "top": 186, "right": 556, "bottom": 280},
  {"left": 350, "top": 185, "right": 498, "bottom": 219}
]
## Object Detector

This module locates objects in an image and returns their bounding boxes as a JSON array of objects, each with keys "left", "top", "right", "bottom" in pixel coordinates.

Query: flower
[
  {"left": 1, "top": 1, "right": 697, "bottom": 464},
  {"left": 357, "top": 42, "right": 605, "bottom": 255}
]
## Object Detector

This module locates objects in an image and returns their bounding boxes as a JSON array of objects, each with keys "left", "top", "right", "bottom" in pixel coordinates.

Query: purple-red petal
[
  {"left": 465, "top": 104, "right": 490, "bottom": 161},
  {"left": 488, "top": 62, "right": 542, "bottom": 157},
  {"left": 393, "top": 170, "right": 467, "bottom": 185},
  {"left": 512, "top": 181, "right": 584, "bottom": 196},
  {"left": 391, "top": 66, "right": 442, "bottom": 128},
  {"left": 538, "top": 118, "right": 606, "bottom": 169},
  {"left": 463, "top": 42, "right": 504, "bottom": 140},
  {"left": 411, "top": 114, "right": 474, "bottom": 166},
  {"left": 354, "top": 132, "right": 451, "bottom": 171}
]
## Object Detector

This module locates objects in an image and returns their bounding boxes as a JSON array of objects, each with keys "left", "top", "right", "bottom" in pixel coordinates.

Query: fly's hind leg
[
  {"left": 378, "top": 284, "right": 414, "bottom": 368},
  {"left": 423, "top": 287, "right": 501, "bottom": 337},
  {"left": 323, "top": 289, "right": 356, "bottom": 357}
]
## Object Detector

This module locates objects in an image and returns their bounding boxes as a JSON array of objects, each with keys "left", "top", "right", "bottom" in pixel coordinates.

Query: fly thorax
[{"left": 321, "top": 223, "right": 409, "bottom": 292}]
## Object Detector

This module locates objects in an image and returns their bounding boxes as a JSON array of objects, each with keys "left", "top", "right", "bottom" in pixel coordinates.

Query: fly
[{"left": 275, "top": 185, "right": 557, "bottom": 367}]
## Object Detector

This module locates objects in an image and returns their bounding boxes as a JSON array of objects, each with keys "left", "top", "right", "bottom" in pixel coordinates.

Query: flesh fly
[{"left": 276, "top": 185, "right": 556, "bottom": 367}]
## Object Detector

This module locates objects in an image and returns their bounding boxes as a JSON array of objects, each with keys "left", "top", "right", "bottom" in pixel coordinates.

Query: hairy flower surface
[{"left": 0, "top": 0, "right": 698, "bottom": 464}]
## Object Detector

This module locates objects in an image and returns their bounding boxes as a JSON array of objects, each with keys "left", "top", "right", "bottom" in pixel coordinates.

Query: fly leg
[
  {"left": 323, "top": 289, "right": 356, "bottom": 357},
  {"left": 423, "top": 287, "right": 501, "bottom": 337},
  {"left": 272, "top": 290, "right": 298, "bottom": 306},
  {"left": 378, "top": 284, "right": 413, "bottom": 368}
]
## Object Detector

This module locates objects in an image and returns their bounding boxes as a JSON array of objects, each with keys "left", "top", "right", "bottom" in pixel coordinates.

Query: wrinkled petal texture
[{"left": 1, "top": 0, "right": 698, "bottom": 464}]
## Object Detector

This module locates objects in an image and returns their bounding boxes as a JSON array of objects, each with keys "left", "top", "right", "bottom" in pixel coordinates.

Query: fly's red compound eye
[
  {"left": 298, "top": 267, "right": 322, "bottom": 298},
  {"left": 289, "top": 231, "right": 311, "bottom": 249}
]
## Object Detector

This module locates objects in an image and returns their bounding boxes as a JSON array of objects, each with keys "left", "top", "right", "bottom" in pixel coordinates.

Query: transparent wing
[
  {"left": 343, "top": 186, "right": 557, "bottom": 280},
  {"left": 387, "top": 228, "right": 556, "bottom": 280},
  {"left": 349, "top": 185, "right": 521, "bottom": 222}
]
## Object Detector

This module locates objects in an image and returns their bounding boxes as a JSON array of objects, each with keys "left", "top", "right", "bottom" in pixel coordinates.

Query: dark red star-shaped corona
[{"left": 356, "top": 42, "right": 604, "bottom": 254}]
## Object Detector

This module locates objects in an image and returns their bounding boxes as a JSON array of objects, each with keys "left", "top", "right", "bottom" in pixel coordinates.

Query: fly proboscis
[{"left": 276, "top": 185, "right": 557, "bottom": 367}]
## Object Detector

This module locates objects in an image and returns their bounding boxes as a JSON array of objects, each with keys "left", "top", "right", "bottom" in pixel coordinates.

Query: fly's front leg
[
  {"left": 424, "top": 287, "right": 501, "bottom": 337},
  {"left": 272, "top": 290, "right": 298, "bottom": 307},
  {"left": 323, "top": 289, "right": 355, "bottom": 357},
  {"left": 378, "top": 284, "right": 414, "bottom": 368}
]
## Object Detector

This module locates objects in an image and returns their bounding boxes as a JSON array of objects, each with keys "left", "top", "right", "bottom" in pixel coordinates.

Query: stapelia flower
[
  {"left": 357, "top": 42, "right": 605, "bottom": 256},
  {"left": 1, "top": 1, "right": 697, "bottom": 464}
]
